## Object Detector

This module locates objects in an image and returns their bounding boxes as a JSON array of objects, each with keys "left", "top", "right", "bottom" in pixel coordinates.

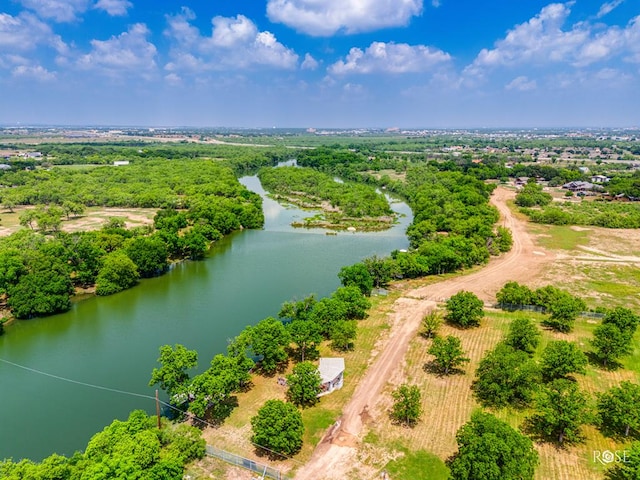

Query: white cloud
[
  {"left": 18, "top": 0, "right": 91, "bottom": 22},
  {"left": 164, "top": 12, "right": 298, "bottom": 71},
  {"left": 329, "top": 41, "right": 451, "bottom": 75},
  {"left": 0, "top": 12, "right": 67, "bottom": 53},
  {"left": 466, "top": 3, "right": 589, "bottom": 75},
  {"left": 164, "top": 72, "right": 182, "bottom": 86},
  {"left": 301, "top": 53, "right": 319, "bottom": 70},
  {"left": 596, "top": 0, "right": 624, "bottom": 19},
  {"left": 12, "top": 64, "right": 56, "bottom": 81},
  {"left": 432, "top": 0, "right": 441, "bottom": 7},
  {"left": 94, "top": 0, "right": 133, "bottom": 16},
  {"left": 505, "top": 76, "right": 537, "bottom": 91},
  {"left": 266, "top": 0, "right": 423, "bottom": 36},
  {"left": 78, "top": 23, "right": 157, "bottom": 76}
]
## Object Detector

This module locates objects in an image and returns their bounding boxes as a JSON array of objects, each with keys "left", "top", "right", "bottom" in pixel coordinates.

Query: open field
[{"left": 0, "top": 206, "right": 156, "bottom": 237}]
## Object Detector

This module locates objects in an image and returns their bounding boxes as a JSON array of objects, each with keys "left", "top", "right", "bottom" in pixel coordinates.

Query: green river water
[{"left": 0, "top": 175, "right": 412, "bottom": 461}]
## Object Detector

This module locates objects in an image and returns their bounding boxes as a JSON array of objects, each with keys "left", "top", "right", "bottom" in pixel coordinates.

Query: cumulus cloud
[
  {"left": 94, "top": 0, "right": 133, "bottom": 16},
  {"left": 596, "top": 0, "right": 624, "bottom": 18},
  {"left": 12, "top": 63, "right": 56, "bottom": 81},
  {"left": 505, "top": 76, "right": 537, "bottom": 91},
  {"left": 78, "top": 23, "right": 157, "bottom": 76},
  {"left": 0, "top": 12, "right": 67, "bottom": 53},
  {"left": 301, "top": 53, "right": 319, "bottom": 70},
  {"left": 164, "top": 11, "right": 298, "bottom": 71},
  {"left": 329, "top": 41, "right": 451, "bottom": 75},
  {"left": 18, "top": 0, "right": 91, "bottom": 22},
  {"left": 266, "top": 0, "right": 423, "bottom": 36}
]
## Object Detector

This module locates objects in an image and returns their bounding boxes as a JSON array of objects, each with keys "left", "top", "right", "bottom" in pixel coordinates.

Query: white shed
[{"left": 318, "top": 357, "right": 344, "bottom": 396}]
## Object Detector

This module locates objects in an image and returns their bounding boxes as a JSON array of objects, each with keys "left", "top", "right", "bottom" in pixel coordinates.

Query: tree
[
  {"left": 542, "top": 291, "right": 586, "bottom": 333},
  {"left": 149, "top": 344, "right": 198, "bottom": 398},
  {"left": 251, "top": 400, "right": 304, "bottom": 456},
  {"left": 504, "top": 317, "right": 540, "bottom": 354},
  {"left": 495, "top": 226, "right": 513, "bottom": 253},
  {"left": 540, "top": 340, "right": 587, "bottom": 381},
  {"left": 605, "top": 441, "right": 640, "bottom": 480},
  {"left": 329, "top": 319, "right": 357, "bottom": 351},
  {"left": 602, "top": 307, "right": 640, "bottom": 340},
  {"left": 286, "top": 361, "right": 322, "bottom": 408},
  {"left": 249, "top": 317, "right": 290, "bottom": 374},
  {"left": 496, "top": 281, "right": 534, "bottom": 307},
  {"left": 592, "top": 323, "right": 632, "bottom": 368},
  {"left": 124, "top": 236, "right": 169, "bottom": 278},
  {"left": 421, "top": 309, "right": 443, "bottom": 339},
  {"left": 287, "top": 318, "right": 322, "bottom": 362},
  {"left": 526, "top": 379, "right": 589, "bottom": 444},
  {"left": 448, "top": 411, "right": 538, "bottom": 480},
  {"left": 390, "top": 384, "right": 422, "bottom": 427},
  {"left": 446, "top": 291, "right": 484, "bottom": 328},
  {"left": 363, "top": 254, "right": 395, "bottom": 288},
  {"left": 473, "top": 342, "right": 540, "bottom": 408},
  {"left": 331, "top": 286, "right": 371, "bottom": 320},
  {"left": 427, "top": 335, "right": 470, "bottom": 375},
  {"left": 338, "top": 263, "right": 373, "bottom": 296},
  {"left": 95, "top": 251, "right": 139, "bottom": 296},
  {"left": 598, "top": 382, "right": 640, "bottom": 438}
]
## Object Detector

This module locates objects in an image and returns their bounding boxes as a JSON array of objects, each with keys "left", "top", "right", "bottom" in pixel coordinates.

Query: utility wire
[{"left": 0, "top": 356, "right": 305, "bottom": 466}]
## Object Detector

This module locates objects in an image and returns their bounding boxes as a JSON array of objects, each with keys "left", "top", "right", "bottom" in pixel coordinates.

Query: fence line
[
  {"left": 494, "top": 303, "right": 605, "bottom": 319},
  {"left": 205, "top": 445, "right": 290, "bottom": 480}
]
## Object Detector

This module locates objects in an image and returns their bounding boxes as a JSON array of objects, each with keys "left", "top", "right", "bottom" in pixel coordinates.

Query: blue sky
[{"left": 0, "top": 0, "right": 638, "bottom": 127}]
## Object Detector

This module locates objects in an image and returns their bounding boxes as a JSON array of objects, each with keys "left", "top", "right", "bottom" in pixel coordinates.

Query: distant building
[
  {"left": 591, "top": 175, "right": 610, "bottom": 184},
  {"left": 318, "top": 358, "right": 344, "bottom": 397},
  {"left": 0, "top": 164, "right": 11, "bottom": 170},
  {"left": 113, "top": 160, "right": 130, "bottom": 166},
  {"left": 563, "top": 181, "right": 596, "bottom": 193},
  {"left": 26, "top": 152, "right": 42, "bottom": 158}
]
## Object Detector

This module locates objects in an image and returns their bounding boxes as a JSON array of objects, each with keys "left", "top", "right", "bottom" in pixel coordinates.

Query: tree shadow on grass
[
  {"left": 422, "top": 360, "right": 466, "bottom": 377},
  {"left": 585, "top": 351, "right": 623, "bottom": 371}
]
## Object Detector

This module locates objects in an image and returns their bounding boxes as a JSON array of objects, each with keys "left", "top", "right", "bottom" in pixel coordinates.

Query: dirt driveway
[{"left": 294, "top": 186, "right": 555, "bottom": 480}]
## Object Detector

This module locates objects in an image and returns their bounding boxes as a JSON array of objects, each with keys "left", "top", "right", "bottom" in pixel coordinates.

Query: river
[{"left": 0, "top": 175, "right": 412, "bottom": 461}]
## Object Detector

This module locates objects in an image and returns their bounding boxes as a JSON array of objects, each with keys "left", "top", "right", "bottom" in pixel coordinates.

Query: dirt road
[{"left": 294, "top": 187, "right": 555, "bottom": 480}]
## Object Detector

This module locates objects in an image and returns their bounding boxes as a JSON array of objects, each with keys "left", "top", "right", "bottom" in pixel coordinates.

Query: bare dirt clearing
[{"left": 295, "top": 187, "right": 556, "bottom": 480}]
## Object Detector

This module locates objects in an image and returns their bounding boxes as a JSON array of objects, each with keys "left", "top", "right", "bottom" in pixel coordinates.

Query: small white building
[
  {"left": 113, "top": 160, "right": 130, "bottom": 166},
  {"left": 591, "top": 175, "right": 610, "bottom": 184},
  {"left": 318, "top": 358, "right": 344, "bottom": 397}
]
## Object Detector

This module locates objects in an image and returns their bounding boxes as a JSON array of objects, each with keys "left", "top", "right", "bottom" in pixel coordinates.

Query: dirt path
[{"left": 294, "top": 187, "right": 555, "bottom": 480}]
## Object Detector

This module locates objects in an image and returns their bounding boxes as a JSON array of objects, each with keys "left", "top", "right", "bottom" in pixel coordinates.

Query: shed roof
[{"left": 318, "top": 358, "right": 344, "bottom": 383}]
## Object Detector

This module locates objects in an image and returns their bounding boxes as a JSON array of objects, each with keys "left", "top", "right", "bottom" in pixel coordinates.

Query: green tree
[
  {"left": 540, "top": 340, "right": 587, "bottom": 381},
  {"left": 249, "top": 317, "right": 290, "bottom": 374},
  {"left": 427, "top": 335, "right": 470, "bottom": 375},
  {"left": 286, "top": 361, "right": 322, "bottom": 408},
  {"left": 95, "top": 250, "right": 139, "bottom": 296},
  {"left": 446, "top": 290, "right": 484, "bottom": 328},
  {"left": 329, "top": 319, "right": 357, "bottom": 351},
  {"left": 331, "top": 285, "right": 371, "bottom": 319},
  {"left": 251, "top": 400, "right": 304, "bottom": 456},
  {"left": 149, "top": 344, "right": 198, "bottom": 398},
  {"left": 124, "top": 236, "right": 169, "bottom": 278},
  {"left": 592, "top": 323, "right": 632, "bottom": 368},
  {"left": 338, "top": 263, "right": 374, "bottom": 296},
  {"left": 495, "top": 226, "right": 513, "bottom": 252},
  {"left": 542, "top": 291, "right": 586, "bottom": 333},
  {"left": 448, "top": 411, "right": 538, "bottom": 480},
  {"left": 390, "top": 384, "right": 422, "bottom": 427},
  {"left": 526, "top": 379, "right": 589, "bottom": 444},
  {"left": 496, "top": 281, "right": 534, "bottom": 307},
  {"left": 287, "top": 317, "right": 322, "bottom": 362},
  {"left": 504, "top": 317, "right": 540, "bottom": 354},
  {"left": 363, "top": 254, "right": 395, "bottom": 288},
  {"left": 473, "top": 342, "right": 540, "bottom": 408},
  {"left": 421, "top": 309, "right": 443, "bottom": 339},
  {"left": 598, "top": 382, "right": 640, "bottom": 438},
  {"left": 602, "top": 307, "right": 640, "bottom": 340}
]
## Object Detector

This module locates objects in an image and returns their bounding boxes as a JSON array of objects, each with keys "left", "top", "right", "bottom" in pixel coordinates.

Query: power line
[{"left": 0, "top": 356, "right": 306, "bottom": 466}]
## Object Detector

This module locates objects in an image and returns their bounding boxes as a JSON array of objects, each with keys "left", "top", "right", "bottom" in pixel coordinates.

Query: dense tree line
[
  {"left": 258, "top": 166, "right": 393, "bottom": 219},
  {"left": 0, "top": 161, "right": 264, "bottom": 319},
  {"left": 0, "top": 410, "right": 205, "bottom": 479},
  {"left": 521, "top": 200, "right": 640, "bottom": 228}
]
